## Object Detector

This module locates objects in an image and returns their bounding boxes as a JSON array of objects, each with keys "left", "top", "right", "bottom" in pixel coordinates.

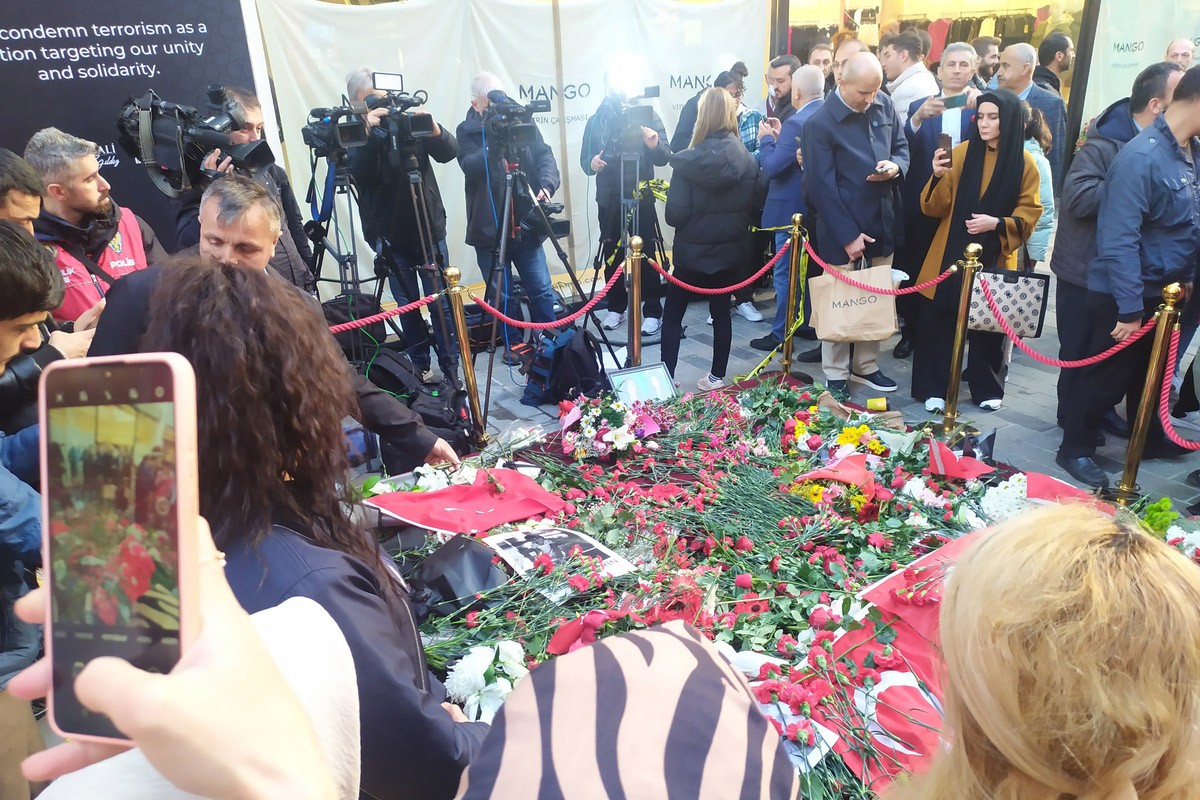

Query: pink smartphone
[{"left": 39, "top": 353, "right": 199, "bottom": 743}]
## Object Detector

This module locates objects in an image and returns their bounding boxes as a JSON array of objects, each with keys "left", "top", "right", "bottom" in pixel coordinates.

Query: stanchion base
[
  {"left": 1099, "top": 484, "right": 1140, "bottom": 505},
  {"left": 783, "top": 371, "right": 815, "bottom": 384},
  {"left": 937, "top": 425, "right": 980, "bottom": 448}
]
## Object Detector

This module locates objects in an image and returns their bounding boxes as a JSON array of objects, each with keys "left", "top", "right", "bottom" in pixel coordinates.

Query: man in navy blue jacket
[
  {"left": 752, "top": 65, "right": 825, "bottom": 353},
  {"left": 893, "top": 41, "right": 980, "bottom": 359},
  {"left": 0, "top": 220, "right": 62, "bottom": 795},
  {"left": 1057, "top": 66, "right": 1200, "bottom": 489},
  {"left": 802, "top": 52, "right": 909, "bottom": 393},
  {"left": 997, "top": 43, "right": 1068, "bottom": 194}
]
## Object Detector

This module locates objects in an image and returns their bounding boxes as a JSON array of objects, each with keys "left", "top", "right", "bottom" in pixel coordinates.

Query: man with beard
[
  {"left": 1034, "top": 32, "right": 1075, "bottom": 96},
  {"left": 971, "top": 36, "right": 1001, "bottom": 91},
  {"left": 24, "top": 128, "right": 168, "bottom": 323}
]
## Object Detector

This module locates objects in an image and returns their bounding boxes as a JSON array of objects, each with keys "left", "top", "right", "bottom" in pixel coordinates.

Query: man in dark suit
[
  {"left": 892, "top": 41, "right": 980, "bottom": 358},
  {"left": 802, "top": 52, "right": 909, "bottom": 394},
  {"left": 751, "top": 65, "right": 826, "bottom": 353},
  {"left": 998, "top": 42, "right": 1067, "bottom": 194}
]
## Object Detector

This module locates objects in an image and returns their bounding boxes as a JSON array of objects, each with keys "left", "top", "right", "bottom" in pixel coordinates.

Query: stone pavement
[{"left": 460, "top": 277, "right": 1200, "bottom": 507}]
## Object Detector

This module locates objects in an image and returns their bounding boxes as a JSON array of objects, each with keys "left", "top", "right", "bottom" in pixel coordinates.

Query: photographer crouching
[
  {"left": 172, "top": 87, "right": 317, "bottom": 292},
  {"left": 345, "top": 67, "right": 459, "bottom": 384},
  {"left": 456, "top": 72, "right": 562, "bottom": 364}
]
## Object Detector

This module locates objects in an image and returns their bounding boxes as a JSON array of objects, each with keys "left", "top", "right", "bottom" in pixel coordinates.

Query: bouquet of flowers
[{"left": 559, "top": 396, "right": 673, "bottom": 461}]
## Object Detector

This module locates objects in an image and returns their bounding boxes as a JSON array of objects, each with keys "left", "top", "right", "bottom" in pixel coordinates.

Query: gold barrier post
[
  {"left": 628, "top": 236, "right": 644, "bottom": 367},
  {"left": 942, "top": 243, "right": 982, "bottom": 434},
  {"left": 1114, "top": 282, "right": 1183, "bottom": 505},
  {"left": 444, "top": 267, "right": 487, "bottom": 445},
  {"left": 781, "top": 213, "right": 804, "bottom": 376}
]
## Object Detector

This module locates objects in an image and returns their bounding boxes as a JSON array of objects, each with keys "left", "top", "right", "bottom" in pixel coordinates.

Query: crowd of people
[{"left": 0, "top": 21, "right": 1199, "bottom": 800}]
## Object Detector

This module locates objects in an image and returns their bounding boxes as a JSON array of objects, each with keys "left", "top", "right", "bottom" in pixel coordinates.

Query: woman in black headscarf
[{"left": 909, "top": 89, "right": 1043, "bottom": 412}]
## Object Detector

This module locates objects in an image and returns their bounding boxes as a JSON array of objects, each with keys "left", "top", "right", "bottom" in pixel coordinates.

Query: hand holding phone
[
  {"left": 40, "top": 353, "right": 199, "bottom": 743},
  {"left": 938, "top": 133, "right": 953, "bottom": 157},
  {"left": 942, "top": 93, "right": 969, "bottom": 110}
]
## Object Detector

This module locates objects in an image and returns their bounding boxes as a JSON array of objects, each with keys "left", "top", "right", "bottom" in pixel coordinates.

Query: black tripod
[
  {"left": 305, "top": 157, "right": 401, "bottom": 366},
  {"left": 480, "top": 155, "right": 620, "bottom": 426}
]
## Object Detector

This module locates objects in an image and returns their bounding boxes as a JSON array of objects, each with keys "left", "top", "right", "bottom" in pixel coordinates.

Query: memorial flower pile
[{"left": 395, "top": 378, "right": 1189, "bottom": 797}]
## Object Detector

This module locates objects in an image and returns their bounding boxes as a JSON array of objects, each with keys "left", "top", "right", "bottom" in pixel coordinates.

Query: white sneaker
[
  {"left": 736, "top": 301, "right": 764, "bottom": 322},
  {"left": 706, "top": 315, "right": 713, "bottom": 325},
  {"left": 979, "top": 398, "right": 1003, "bottom": 411},
  {"left": 641, "top": 317, "right": 662, "bottom": 336},
  {"left": 602, "top": 311, "right": 624, "bottom": 330},
  {"left": 697, "top": 373, "right": 726, "bottom": 391},
  {"left": 924, "top": 397, "right": 945, "bottom": 413}
]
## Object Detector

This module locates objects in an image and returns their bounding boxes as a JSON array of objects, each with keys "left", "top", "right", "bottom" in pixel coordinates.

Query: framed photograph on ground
[
  {"left": 609, "top": 362, "right": 676, "bottom": 405},
  {"left": 485, "top": 528, "right": 633, "bottom": 602}
]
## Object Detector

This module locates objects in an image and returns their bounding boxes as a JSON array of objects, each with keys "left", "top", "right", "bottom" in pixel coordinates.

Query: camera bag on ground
[
  {"left": 362, "top": 348, "right": 473, "bottom": 464},
  {"left": 520, "top": 326, "right": 608, "bottom": 406},
  {"left": 322, "top": 291, "right": 388, "bottom": 358},
  {"left": 520, "top": 328, "right": 576, "bottom": 406}
]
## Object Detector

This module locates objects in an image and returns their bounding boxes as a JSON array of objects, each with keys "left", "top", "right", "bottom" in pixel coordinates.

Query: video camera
[
  {"left": 367, "top": 72, "right": 436, "bottom": 150},
  {"left": 601, "top": 86, "right": 660, "bottom": 161},
  {"left": 483, "top": 90, "right": 551, "bottom": 153},
  {"left": 519, "top": 198, "right": 569, "bottom": 243},
  {"left": 302, "top": 104, "right": 369, "bottom": 161},
  {"left": 117, "top": 85, "right": 274, "bottom": 198}
]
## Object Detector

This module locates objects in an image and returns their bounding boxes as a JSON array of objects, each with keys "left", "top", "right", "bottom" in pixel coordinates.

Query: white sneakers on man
[
  {"left": 925, "top": 397, "right": 945, "bottom": 413},
  {"left": 641, "top": 317, "right": 662, "bottom": 336},
  {"left": 736, "top": 302, "right": 763, "bottom": 322},
  {"left": 697, "top": 374, "right": 726, "bottom": 391},
  {"left": 602, "top": 311, "right": 624, "bottom": 330}
]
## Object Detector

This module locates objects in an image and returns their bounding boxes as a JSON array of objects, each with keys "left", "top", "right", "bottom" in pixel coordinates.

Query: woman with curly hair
[
  {"left": 889, "top": 504, "right": 1200, "bottom": 800},
  {"left": 142, "top": 255, "right": 486, "bottom": 800}
]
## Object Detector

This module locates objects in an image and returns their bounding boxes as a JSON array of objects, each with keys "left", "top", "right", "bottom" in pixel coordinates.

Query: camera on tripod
[
  {"left": 519, "top": 199, "right": 569, "bottom": 242},
  {"left": 302, "top": 104, "right": 369, "bottom": 161},
  {"left": 367, "top": 72, "right": 436, "bottom": 148},
  {"left": 116, "top": 85, "right": 274, "bottom": 197},
  {"left": 602, "top": 86, "right": 661, "bottom": 160},
  {"left": 483, "top": 90, "right": 551, "bottom": 153}
]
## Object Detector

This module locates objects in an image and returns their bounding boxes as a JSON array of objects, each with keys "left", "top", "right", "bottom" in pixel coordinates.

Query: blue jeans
[
  {"left": 772, "top": 230, "right": 815, "bottom": 340},
  {"left": 384, "top": 239, "right": 458, "bottom": 371},
  {"left": 475, "top": 237, "right": 558, "bottom": 345}
]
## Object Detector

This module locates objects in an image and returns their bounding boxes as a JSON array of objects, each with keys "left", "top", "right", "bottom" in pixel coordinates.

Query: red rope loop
[
  {"left": 469, "top": 264, "right": 625, "bottom": 330},
  {"left": 645, "top": 239, "right": 792, "bottom": 295},
  {"left": 801, "top": 239, "right": 956, "bottom": 295},
  {"left": 1158, "top": 330, "right": 1200, "bottom": 450},
  {"left": 328, "top": 293, "right": 440, "bottom": 334},
  {"left": 977, "top": 277, "right": 1157, "bottom": 368}
]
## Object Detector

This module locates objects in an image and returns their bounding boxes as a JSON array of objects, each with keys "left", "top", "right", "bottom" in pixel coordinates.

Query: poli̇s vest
[{"left": 48, "top": 207, "right": 149, "bottom": 322}]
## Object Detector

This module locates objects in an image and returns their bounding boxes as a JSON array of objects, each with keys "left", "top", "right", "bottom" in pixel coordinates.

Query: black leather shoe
[
  {"left": 1186, "top": 469, "right": 1200, "bottom": 490},
  {"left": 751, "top": 333, "right": 782, "bottom": 352},
  {"left": 798, "top": 346, "right": 822, "bottom": 363},
  {"left": 827, "top": 380, "right": 848, "bottom": 393},
  {"left": 1099, "top": 409, "right": 1131, "bottom": 439},
  {"left": 892, "top": 335, "right": 913, "bottom": 359},
  {"left": 1142, "top": 439, "right": 1192, "bottom": 460},
  {"left": 795, "top": 327, "right": 819, "bottom": 341},
  {"left": 1055, "top": 452, "right": 1110, "bottom": 489}
]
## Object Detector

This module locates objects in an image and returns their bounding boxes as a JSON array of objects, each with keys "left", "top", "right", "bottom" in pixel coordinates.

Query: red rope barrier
[
  {"left": 645, "top": 239, "right": 791, "bottom": 295},
  {"left": 469, "top": 264, "right": 625, "bottom": 330},
  {"left": 328, "top": 293, "right": 440, "bottom": 334},
  {"left": 1158, "top": 330, "right": 1200, "bottom": 450},
  {"left": 801, "top": 239, "right": 958, "bottom": 296},
  {"left": 977, "top": 277, "right": 1157, "bottom": 368}
]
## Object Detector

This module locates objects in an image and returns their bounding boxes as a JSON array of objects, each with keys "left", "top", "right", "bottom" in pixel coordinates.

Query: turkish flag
[
  {"left": 926, "top": 439, "right": 994, "bottom": 480},
  {"left": 813, "top": 533, "right": 981, "bottom": 791}
]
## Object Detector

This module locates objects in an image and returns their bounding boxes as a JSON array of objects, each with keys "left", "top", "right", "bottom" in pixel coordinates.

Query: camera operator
[
  {"left": 172, "top": 87, "right": 317, "bottom": 293},
  {"left": 456, "top": 73, "right": 561, "bottom": 362},
  {"left": 581, "top": 81, "right": 671, "bottom": 334},
  {"left": 345, "top": 67, "right": 459, "bottom": 384},
  {"left": 0, "top": 150, "right": 102, "bottom": 436},
  {"left": 25, "top": 128, "right": 168, "bottom": 324}
]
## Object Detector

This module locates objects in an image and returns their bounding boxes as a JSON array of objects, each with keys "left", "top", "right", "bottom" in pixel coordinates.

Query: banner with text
[
  {"left": 254, "top": 0, "right": 770, "bottom": 290},
  {"left": 0, "top": 0, "right": 272, "bottom": 250}
]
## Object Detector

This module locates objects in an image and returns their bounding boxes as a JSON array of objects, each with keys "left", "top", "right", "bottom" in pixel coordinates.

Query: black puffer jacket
[{"left": 665, "top": 131, "right": 767, "bottom": 277}]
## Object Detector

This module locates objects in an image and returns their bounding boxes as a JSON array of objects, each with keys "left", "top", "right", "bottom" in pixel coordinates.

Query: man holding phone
[
  {"left": 0, "top": 220, "right": 63, "bottom": 798},
  {"left": 893, "top": 42, "right": 981, "bottom": 359},
  {"left": 802, "top": 52, "right": 909, "bottom": 393}
]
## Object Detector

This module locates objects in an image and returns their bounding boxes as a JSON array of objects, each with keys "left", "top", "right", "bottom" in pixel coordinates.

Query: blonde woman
[
  {"left": 891, "top": 504, "right": 1200, "bottom": 800},
  {"left": 662, "top": 87, "right": 766, "bottom": 390}
]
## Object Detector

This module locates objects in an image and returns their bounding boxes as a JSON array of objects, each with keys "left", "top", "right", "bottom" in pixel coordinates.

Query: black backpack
[
  {"left": 554, "top": 327, "right": 607, "bottom": 401},
  {"left": 322, "top": 292, "right": 388, "bottom": 359},
  {"left": 521, "top": 328, "right": 576, "bottom": 407},
  {"left": 361, "top": 349, "right": 473, "bottom": 467}
]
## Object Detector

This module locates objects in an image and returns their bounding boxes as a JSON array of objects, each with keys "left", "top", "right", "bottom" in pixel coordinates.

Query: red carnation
[{"left": 734, "top": 573, "right": 753, "bottom": 589}]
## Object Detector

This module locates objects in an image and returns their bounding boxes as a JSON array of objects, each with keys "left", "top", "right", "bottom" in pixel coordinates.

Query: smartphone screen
[
  {"left": 938, "top": 133, "right": 953, "bottom": 157},
  {"left": 41, "top": 356, "right": 196, "bottom": 740},
  {"left": 942, "top": 92, "right": 968, "bottom": 109}
]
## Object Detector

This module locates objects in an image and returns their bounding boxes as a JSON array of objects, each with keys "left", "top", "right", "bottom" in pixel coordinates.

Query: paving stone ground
[{"left": 456, "top": 273, "right": 1200, "bottom": 507}]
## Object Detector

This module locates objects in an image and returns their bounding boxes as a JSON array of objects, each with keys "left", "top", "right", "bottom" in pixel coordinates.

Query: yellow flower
[
  {"left": 867, "top": 439, "right": 887, "bottom": 455},
  {"left": 849, "top": 492, "right": 868, "bottom": 513},
  {"left": 837, "top": 424, "right": 870, "bottom": 447}
]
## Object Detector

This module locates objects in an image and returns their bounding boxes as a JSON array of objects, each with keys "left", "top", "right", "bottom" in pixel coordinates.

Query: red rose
[
  {"left": 805, "top": 434, "right": 823, "bottom": 450},
  {"left": 734, "top": 573, "right": 753, "bottom": 589},
  {"left": 809, "top": 607, "right": 834, "bottom": 630},
  {"left": 735, "top": 536, "right": 754, "bottom": 552}
]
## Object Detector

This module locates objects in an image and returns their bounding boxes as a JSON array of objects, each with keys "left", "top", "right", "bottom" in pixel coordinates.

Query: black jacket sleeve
[
  {"left": 1059, "top": 138, "right": 1115, "bottom": 220},
  {"left": 87, "top": 267, "right": 160, "bottom": 357},
  {"left": 670, "top": 95, "right": 699, "bottom": 154},
  {"left": 137, "top": 214, "right": 172, "bottom": 262},
  {"left": 172, "top": 188, "right": 203, "bottom": 249},
  {"left": 535, "top": 136, "right": 561, "bottom": 195},
  {"left": 353, "top": 373, "right": 438, "bottom": 468},
  {"left": 0, "top": 341, "right": 63, "bottom": 434},
  {"left": 649, "top": 112, "right": 672, "bottom": 166},
  {"left": 427, "top": 126, "right": 460, "bottom": 164},
  {"left": 456, "top": 124, "right": 488, "bottom": 180},
  {"left": 275, "top": 168, "right": 316, "bottom": 267}
]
